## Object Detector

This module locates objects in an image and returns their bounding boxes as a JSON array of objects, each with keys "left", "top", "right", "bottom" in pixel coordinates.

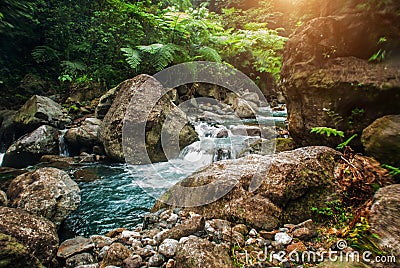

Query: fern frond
[
  {"left": 61, "top": 60, "right": 86, "bottom": 72},
  {"left": 32, "top": 46, "right": 59, "bottom": 63},
  {"left": 121, "top": 47, "right": 141, "bottom": 70},
  {"left": 310, "top": 127, "right": 344, "bottom": 138},
  {"left": 197, "top": 46, "right": 221, "bottom": 62}
]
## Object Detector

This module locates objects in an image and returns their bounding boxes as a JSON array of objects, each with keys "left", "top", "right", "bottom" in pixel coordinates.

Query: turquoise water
[{"left": 61, "top": 108, "right": 287, "bottom": 238}]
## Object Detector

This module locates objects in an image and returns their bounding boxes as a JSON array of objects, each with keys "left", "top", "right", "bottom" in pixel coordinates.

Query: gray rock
[
  {"left": 361, "top": 115, "right": 400, "bottom": 166},
  {"left": 95, "top": 86, "right": 119, "bottom": 119},
  {"left": 158, "top": 239, "right": 179, "bottom": 258},
  {"left": 57, "top": 236, "right": 95, "bottom": 259},
  {"left": 0, "top": 207, "right": 59, "bottom": 265},
  {"left": 148, "top": 253, "right": 165, "bottom": 266},
  {"left": 369, "top": 184, "right": 400, "bottom": 258},
  {"left": 65, "top": 117, "right": 102, "bottom": 154},
  {"left": 2, "top": 125, "right": 60, "bottom": 168},
  {"left": 7, "top": 167, "right": 80, "bottom": 226},
  {"left": 100, "top": 75, "right": 198, "bottom": 163},
  {"left": 156, "top": 214, "right": 204, "bottom": 243},
  {"left": 274, "top": 232, "right": 292, "bottom": 245},
  {"left": 230, "top": 125, "right": 261, "bottom": 137},
  {"left": 233, "top": 98, "right": 256, "bottom": 119}
]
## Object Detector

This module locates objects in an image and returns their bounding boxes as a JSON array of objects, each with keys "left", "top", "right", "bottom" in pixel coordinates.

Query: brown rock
[
  {"left": 100, "top": 243, "right": 131, "bottom": 268},
  {"left": 157, "top": 214, "right": 204, "bottom": 243},
  {"left": 286, "top": 242, "right": 307, "bottom": 253},
  {"left": 7, "top": 167, "right": 80, "bottom": 226},
  {"left": 0, "top": 207, "right": 59, "bottom": 265},
  {"left": 57, "top": 236, "right": 95, "bottom": 259},
  {"left": 175, "top": 236, "right": 234, "bottom": 268},
  {"left": 361, "top": 115, "right": 400, "bottom": 166},
  {"left": 153, "top": 146, "right": 341, "bottom": 229},
  {"left": 281, "top": 13, "right": 400, "bottom": 149}
]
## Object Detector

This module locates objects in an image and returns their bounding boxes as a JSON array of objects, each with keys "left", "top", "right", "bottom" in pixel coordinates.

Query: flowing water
[
  {"left": 0, "top": 153, "right": 4, "bottom": 166},
  {"left": 61, "top": 107, "right": 287, "bottom": 238}
]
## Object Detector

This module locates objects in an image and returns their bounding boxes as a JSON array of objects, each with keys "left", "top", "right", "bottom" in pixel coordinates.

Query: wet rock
[
  {"left": 153, "top": 146, "right": 341, "bottom": 229},
  {"left": 0, "top": 233, "right": 43, "bottom": 268},
  {"left": 100, "top": 243, "right": 131, "bottom": 268},
  {"left": 158, "top": 239, "right": 179, "bottom": 258},
  {"left": 286, "top": 242, "right": 307, "bottom": 253},
  {"left": 65, "top": 117, "right": 102, "bottom": 155},
  {"left": 66, "top": 253, "right": 95, "bottom": 268},
  {"left": 57, "top": 236, "right": 95, "bottom": 259},
  {"left": 175, "top": 236, "right": 234, "bottom": 268},
  {"left": 230, "top": 125, "right": 261, "bottom": 137},
  {"left": 361, "top": 115, "right": 400, "bottom": 166},
  {"left": 0, "top": 207, "right": 59, "bottom": 265},
  {"left": 157, "top": 214, "right": 205, "bottom": 243},
  {"left": 2, "top": 125, "right": 60, "bottom": 168},
  {"left": 100, "top": 74, "right": 198, "bottom": 163},
  {"left": 40, "top": 155, "right": 78, "bottom": 169},
  {"left": 369, "top": 184, "right": 400, "bottom": 257},
  {"left": 123, "top": 254, "right": 142, "bottom": 268},
  {"left": 73, "top": 168, "right": 101, "bottom": 182},
  {"left": 281, "top": 13, "right": 400, "bottom": 149},
  {"left": 0, "top": 190, "right": 7, "bottom": 206},
  {"left": 7, "top": 167, "right": 80, "bottom": 226}
]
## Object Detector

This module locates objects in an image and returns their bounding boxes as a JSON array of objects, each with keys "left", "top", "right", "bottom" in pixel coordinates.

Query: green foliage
[
  {"left": 310, "top": 127, "right": 345, "bottom": 138},
  {"left": 311, "top": 200, "right": 352, "bottom": 227},
  {"left": 31, "top": 46, "right": 59, "bottom": 64},
  {"left": 347, "top": 217, "right": 385, "bottom": 255},
  {"left": 336, "top": 134, "right": 358, "bottom": 150},
  {"left": 381, "top": 164, "right": 400, "bottom": 175}
]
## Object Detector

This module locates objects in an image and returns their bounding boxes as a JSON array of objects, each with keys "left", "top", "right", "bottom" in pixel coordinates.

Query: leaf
[
  {"left": 310, "top": 127, "right": 344, "bottom": 138},
  {"left": 31, "top": 46, "right": 59, "bottom": 63},
  {"left": 197, "top": 46, "right": 221, "bottom": 62},
  {"left": 121, "top": 47, "right": 141, "bottom": 70},
  {"left": 337, "top": 134, "right": 358, "bottom": 150}
]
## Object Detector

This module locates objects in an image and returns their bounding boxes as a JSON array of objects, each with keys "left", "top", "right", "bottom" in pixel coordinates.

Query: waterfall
[
  {"left": 59, "top": 129, "right": 70, "bottom": 157},
  {"left": 0, "top": 153, "right": 4, "bottom": 166}
]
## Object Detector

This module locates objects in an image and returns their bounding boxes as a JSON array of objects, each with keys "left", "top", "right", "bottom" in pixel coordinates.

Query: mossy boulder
[
  {"left": 0, "top": 233, "right": 44, "bottom": 268},
  {"left": 361, "top": 115, "right": 400, "bottom": 166},
  {"left": 281, "top": 13, "right": 400, "bottom": 149}
]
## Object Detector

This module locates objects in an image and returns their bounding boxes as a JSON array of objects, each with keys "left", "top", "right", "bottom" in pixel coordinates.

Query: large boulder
[
  {"left": 0, "top": 233, "right": 43, "bottom": 268},
  {"left": 361, "top": 115, "right": 400, "bottom": 166},
  {"left": 2, "top": 125, "right": 60, "bottom": 168},
  {"left": 0, "top": 207, "right": 59, "bottom": 266},
  {"left": 175, "top": 236, "right": 234, "bottom": 268},
  {"left": 369, "top": 184, "right": 400, "bottom": 259},
  {"left": 281, "top": 13, "right": 400, "bottom": 148},
  {"left": 7, "top": 167, "right": 80, "bottom": 226},
  {"left": 95, "top": 86, "right": 119, "bottom": 119},
  {"left": 100, "top": 74, "right": 198, "bottom": 163},
  {"left": 65, "top": 117, "right": 102, "bottom": 155},
  {"left": 153, "top": 146, "right": 341, "bottom": 229},
  {"left": 0, "top": 110, "right": 17, "bottom": 151}
]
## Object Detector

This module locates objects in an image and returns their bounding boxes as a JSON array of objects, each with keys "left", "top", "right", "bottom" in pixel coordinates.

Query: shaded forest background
[{"left": 0, "top": 0, "right": 397, "bottom": 109}]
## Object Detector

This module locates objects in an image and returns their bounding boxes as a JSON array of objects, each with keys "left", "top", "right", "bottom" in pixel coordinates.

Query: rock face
[
  {"left": 95, "top": 86, "right": 119, "bottom": 119},
  {"left": 7, "top": 167, "right": 80, "bottom": 226},
  {"left": 100, "top": 74, "right": 198, "bottom": 163},
  {"left": 0, "top": 207, "right": 59, "bottom": 265},
  {"left": 153, "top": 146, "right": 341, "bottom": 229},
  {"left": 65, "top": 117, "right": 102, "bottom": 155},
  {"left": 2, "top": 125, "right": 60, "bottom": 168},
  {"left": 0, "top": 110, "right": 17, "bottom": 151},
  {"left": 369, "top": 184, "right": 400, "bottom": 258},
  {"left": 175, "top": 236, "right": 233, "bottom": 268},
  {"left": 281, "top": 13, "right": 400, "bottom": 148},
  {"left": 361, "top": 115, "right": 400, "bottom": 166}
]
